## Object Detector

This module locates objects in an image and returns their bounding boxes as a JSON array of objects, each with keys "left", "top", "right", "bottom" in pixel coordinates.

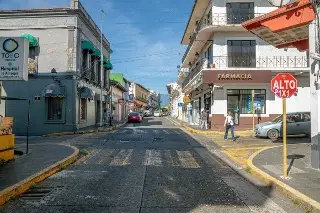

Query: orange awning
[{"left": 242, "top": 0, "right": 315, "bottom": 51}]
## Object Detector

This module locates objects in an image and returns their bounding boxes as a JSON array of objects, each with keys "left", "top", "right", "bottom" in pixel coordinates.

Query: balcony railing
[
  {"left": 182, "top": 58, "right": 209, "bottom": 89},
  {"left": 212, "top": 56, "right": 309, "bottom": 68},
  {"left": 181, "top": 13, "right": 264, "bottom": 64}
]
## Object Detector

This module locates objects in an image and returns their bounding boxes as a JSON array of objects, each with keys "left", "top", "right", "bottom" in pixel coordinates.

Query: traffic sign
[
  {"left": 270, "top": 73, "right": 298, "bottom": 179},
  {"left": 183, "top": 96, "right": 191, "bottom": 104},
  {"left": 178, "top": 102, "right": 183, "bottom": 107},
  {"left": 271, "top": 73, "right": 298, "bottom": 98}
]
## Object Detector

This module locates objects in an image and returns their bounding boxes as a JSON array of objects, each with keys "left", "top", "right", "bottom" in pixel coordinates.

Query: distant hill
[{"left": 160, "top": 94, "right": 170, "bottom": 107}]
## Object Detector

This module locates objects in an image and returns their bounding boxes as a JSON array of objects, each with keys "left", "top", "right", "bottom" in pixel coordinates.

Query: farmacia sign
[{"left": 0, "top": 37, "right": 28, "bottom": 81}]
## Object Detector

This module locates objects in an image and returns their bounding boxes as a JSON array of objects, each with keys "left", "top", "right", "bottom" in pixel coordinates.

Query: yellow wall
[
  {"left": 0, "top": 135, "right": 15, "bottom": 162},
  {"left": 135, "top": 85, "right": 149, "bottom": 102}
]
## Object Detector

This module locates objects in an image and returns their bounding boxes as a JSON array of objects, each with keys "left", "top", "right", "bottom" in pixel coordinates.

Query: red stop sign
[{"left": 271, "top": 73, "right": 298, "bottom": 98}]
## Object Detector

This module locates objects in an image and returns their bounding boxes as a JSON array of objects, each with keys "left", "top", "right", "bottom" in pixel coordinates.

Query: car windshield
[{"left": 129, "top": 113, "right": 139, "bottom": 116}]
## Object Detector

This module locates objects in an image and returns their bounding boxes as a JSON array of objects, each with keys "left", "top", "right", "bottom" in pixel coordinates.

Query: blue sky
[{"left": 0, "top": 0, "right": 193, "bottom": 94}]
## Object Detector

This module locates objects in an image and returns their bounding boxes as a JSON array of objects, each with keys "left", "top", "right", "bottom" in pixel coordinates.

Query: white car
[{"left": 154, "top": 111, "right": 161, "bottom": 117}]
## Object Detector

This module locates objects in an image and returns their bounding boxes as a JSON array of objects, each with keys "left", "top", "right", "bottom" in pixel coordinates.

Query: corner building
[{"left": 177, "top": 0, "right": 310, "bottom": 129}]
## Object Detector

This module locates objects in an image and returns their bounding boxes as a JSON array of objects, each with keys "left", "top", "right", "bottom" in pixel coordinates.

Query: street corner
[
  {"left": 246, "top": 146, "right": 320, "bottom": 212},
  {"left": 0, "top": 144, "right": 80, "bottom": 206}
]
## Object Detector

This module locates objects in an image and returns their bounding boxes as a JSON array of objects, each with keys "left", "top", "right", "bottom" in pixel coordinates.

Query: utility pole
[{"left": 99, "top": 10, "right": 104, "bottom": 127}]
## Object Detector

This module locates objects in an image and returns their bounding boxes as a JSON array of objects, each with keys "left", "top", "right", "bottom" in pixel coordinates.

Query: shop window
[
  {"left": 227, "top": 89, "right": 266, "bottom": 115},
  {"left": 46, "top": 97, "right": 63, "bottom": 121},
  {"left": 80, "top": 98, "right": 87, "bottom": 120}
]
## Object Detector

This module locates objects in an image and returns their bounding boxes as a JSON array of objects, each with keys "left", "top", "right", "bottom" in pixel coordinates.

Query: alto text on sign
[{"left": 271, "top": 73, "right": 298, "bottom": 98}]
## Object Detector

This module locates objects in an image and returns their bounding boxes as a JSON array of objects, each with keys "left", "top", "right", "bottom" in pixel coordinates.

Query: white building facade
[{"left": 177, "top": 0, "right": 310, "bottom": 130}]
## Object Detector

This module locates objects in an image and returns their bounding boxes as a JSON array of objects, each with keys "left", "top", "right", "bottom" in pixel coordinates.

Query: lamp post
[{"left": 99, "top": 10, "right": 104, "bottom": 127}]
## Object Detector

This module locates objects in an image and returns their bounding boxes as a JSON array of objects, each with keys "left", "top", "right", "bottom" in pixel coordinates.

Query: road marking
[
  {"left": 97, "top": 149, "right": 115, "bottom": 164},
  {"left": 173, "top": 130, "right": 181, "bottom": 135},
  {"left": 223, "top": 146, "right": 271, "bottom": 151},
  {"left": 144, "top": 149, "right": 162, "bottom": 167},
  {"left": 163, "top": 130, "right": 170, "bottom": 134},
  {"left": 118, "top": 130, "right": 127, "bottom": 133},
  {"left": 110, "top": 149, "right": 133, "bottom": 166},
  {"left": 153, "top": 130, "right": 159, "bottom": 134},
  {"left": 164, "top": 150, "right": 180, "bottom": 167},
  {"left": 176, "top": 151, "right": 200, "bottom": 168}
]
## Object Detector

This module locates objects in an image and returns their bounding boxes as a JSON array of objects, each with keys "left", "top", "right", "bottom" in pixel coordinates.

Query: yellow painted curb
[
  {"left": 247, "top": 146, "right": 320, "bottom": 212},
  {"left": 0, "top": 144, "right": 80, "bottom": 206}
]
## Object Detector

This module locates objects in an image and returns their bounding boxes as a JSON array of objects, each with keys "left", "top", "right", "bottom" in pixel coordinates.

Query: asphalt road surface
[{"left": 1, "top": 117, "right": 305, "bottom": 213}]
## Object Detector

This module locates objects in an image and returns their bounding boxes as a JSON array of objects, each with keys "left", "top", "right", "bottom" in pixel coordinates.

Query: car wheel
[{"left": 267, "top": 129, "right": 279, "bottom": 140}]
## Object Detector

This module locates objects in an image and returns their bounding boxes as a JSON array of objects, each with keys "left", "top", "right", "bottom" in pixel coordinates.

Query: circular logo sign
[
  {"left": 183, "top": 96, "right": 191, "bottom": 104},
  {"left": 3, "top": 38, "right": 19, "bottom": 53}
]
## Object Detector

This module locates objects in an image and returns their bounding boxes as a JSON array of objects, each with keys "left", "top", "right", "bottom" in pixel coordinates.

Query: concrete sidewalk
[
  {"left": 0, "top": 143, "right": 79, "bottom": 205},
  {"left": 250, "top": 143, "right": 320, "bottom": 211}
]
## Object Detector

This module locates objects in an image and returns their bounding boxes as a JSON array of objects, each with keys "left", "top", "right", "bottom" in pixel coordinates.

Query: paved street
[{"left": 1, "top": 117, "right": 305, "bottom": 213}]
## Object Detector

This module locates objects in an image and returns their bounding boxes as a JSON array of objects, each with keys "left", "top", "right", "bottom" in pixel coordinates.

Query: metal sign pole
[
  {"left": 282, "top": 97, "right": 287, "bottom": 178},
  {"left": 252, "top": 89, "right": 255, "bottom": 133}
]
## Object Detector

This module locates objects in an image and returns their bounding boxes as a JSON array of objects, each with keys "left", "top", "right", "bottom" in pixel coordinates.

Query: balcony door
[
  {"left": 227, "top": 40, "right": 256, "bottom": 68},
  {"left": 227, "top": 2, "right": 254, "bottom": 24}
]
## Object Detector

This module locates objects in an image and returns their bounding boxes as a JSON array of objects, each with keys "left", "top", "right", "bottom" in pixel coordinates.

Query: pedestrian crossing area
[
  {"left": 117, "top": 129, "right": 182, "bottom": 135},
  {"left": 76, "top": 148, "right": 206, "bottom": 168}
]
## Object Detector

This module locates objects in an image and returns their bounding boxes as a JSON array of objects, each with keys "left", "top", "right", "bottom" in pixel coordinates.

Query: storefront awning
[
  {"left": 242, "top": 0, "right": 315, "bottom": 51},
  {"left": 81, "top": 40, "right": 95, "bottom": 53},
  {"left": 21, "top": 33, "right": 39, "bottom": 47},
  {"left": 79, "top": 87, "right": 94, "bottom": 99},
  {"left": 93, "top": 48, "right": 101, "bottom": 57},
  {"left": 42, "top": 84, "right": 64, "bottom": 98},
  {"left": 104, "top": 61, "right": 113, "bottom": 70}
]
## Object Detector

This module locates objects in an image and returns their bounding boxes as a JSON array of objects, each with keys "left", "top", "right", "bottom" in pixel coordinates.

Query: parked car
[
  {"left": 255, "top": 112, "right": 311, "bottom": 140},
  {"left": 128, "top": 112, "right": 142, "bottom": 123},
  {"left": 139, "top": 112, "right": 144, "bottom": 119},
  {"left": 154, "top": 111, "right": 161, "bottom": 117}
]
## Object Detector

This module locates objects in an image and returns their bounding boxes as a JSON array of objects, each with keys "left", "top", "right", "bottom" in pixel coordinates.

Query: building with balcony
[
  {"left": 178, "top": 0, "right": 310, "bottom": 129},
  {"left": 148, "top": 90, "right": 160, "bottom": 111},
  {"left": 167, "top": 83, "right": 184, "bottom": 119},
  {"left": 128, "top": 82, "right": 149, "bottom": 112},
  {"left": 0, "top": 0, "right": 113, "bottom": 135}
]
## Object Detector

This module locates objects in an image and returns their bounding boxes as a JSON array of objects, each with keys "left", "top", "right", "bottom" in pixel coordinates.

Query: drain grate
[{"left": 20, "top": 186, "right": 62, "bottom": 201}]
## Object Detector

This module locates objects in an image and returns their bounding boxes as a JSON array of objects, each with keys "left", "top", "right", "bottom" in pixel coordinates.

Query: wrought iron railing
[
  {"left": 211, "top": 56, "right": 309, "bottom": 68},
  {"left": 182, "top": 58, "right": 209, "bottom": 88},
  {"left": 181, "top": 13, "right": 264, "bottom": 64}
]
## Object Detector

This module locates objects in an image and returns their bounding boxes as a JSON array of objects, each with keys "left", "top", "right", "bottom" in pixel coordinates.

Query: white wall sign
[{"left": 0, "top": 37, "right": 28, "bottom": 81}]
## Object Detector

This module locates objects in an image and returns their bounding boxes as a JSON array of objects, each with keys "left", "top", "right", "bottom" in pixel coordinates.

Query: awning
[
  {"left": 104, "top": 61, "right": 113, "bottom": 70},
  {"left": 93, "top": 48, "right": 101, "bottom": 57},
  {"left": 103, "top": 56, "right": 108, "bottom": 64},
  {"left": 81, "top": 40, "right": 95, "bottom": 53},
  {"left": 42, "top": 84, "right": 64, "bottom": 98},
  {"left": 21, "top": 33, "right": 39, "bottom": 47},
  {"left": 241, "top": 0, "right": 315, "bottom": 51},
  {"left": 79, "top": 87, "right": 94, "bottom": 99}
]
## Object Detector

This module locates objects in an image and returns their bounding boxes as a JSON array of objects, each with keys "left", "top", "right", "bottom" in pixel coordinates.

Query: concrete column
[{"left": 309, "top": 18, "right": 320, "bottom": 169}]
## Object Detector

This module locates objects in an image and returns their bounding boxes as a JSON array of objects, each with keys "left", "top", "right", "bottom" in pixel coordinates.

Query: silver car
[{"left": 255, "top": 112, "right": 311, "bottom": 140}]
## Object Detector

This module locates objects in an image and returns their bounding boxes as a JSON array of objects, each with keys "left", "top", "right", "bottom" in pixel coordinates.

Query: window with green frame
[{"left": 227, "top": 89, "right": 266, "bottom": 114}]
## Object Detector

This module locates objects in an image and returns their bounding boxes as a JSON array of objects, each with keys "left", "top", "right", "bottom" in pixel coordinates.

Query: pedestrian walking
[
  {"left": 224, "top": 111, "right": 236, "bottom": 141},
  {"left": 200, "top": 110, "right": 208, "bottom": 129}
]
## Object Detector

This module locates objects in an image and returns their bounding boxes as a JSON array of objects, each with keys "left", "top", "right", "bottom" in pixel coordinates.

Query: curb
[
  {"left": 247, "top": 147, "right": 320, "bottom": 212},
  {"left": 0, "top": 144, "right": 80, "bottom": 206},
  {"left": 42, "top": 122, "right": 127, "bottom": 137},
  {"left": 170, "top": 118, "right": 252, "bottom": 136}
]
